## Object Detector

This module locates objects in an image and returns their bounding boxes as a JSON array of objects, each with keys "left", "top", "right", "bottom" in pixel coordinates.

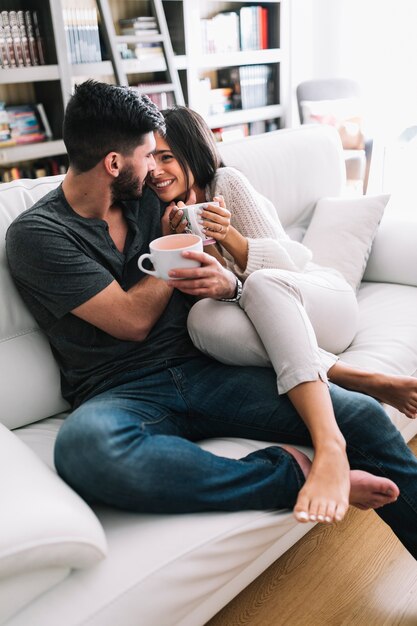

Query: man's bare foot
[
  {"left": 361, "top": 373, "right": 417, "bottom": 419},
  {"left": 282, "top": 445, "right": 400, "bottom": 524}
]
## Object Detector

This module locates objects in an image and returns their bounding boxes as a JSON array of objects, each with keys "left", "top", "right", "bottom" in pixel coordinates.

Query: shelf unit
[
  {"left": 0, "top": 0, "right": 289, "bottom": 178},
  {"left": 165, "top": 0, "right": 288, "bottom": 135}
]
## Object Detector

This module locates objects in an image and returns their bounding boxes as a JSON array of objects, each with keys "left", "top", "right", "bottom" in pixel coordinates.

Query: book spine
[
  {"left": 0, "top": 12, "right": 11, "bottom": 68},
  {"left": 260, "top": 7, "right": 268, "bottom": 49},
  {"left": 36, "top": 103, "right": 53, "bottom": 140},
  {"left": 9, "top": 11, "right": 25, "bottom": 67},
  {"left": 32, "top": 10, "right": 46, "bottom": 65},
  {"left": 91, "top": 7, "right": 102, "bottom": 62},
  {"left": 17, "top": 11, "right": 32, "bottom": 66},
  {"left": 1, "top": 11, "right": 17, "bottom": 67},
  {"left": 24, "top": 11, "right": 40, "bottom": 65}
]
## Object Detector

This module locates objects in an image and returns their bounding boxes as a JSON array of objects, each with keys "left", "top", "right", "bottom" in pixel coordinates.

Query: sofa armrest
[
  {"left": 363, "top": 217, "right": 417, "bottom": 287},
  {"left": 0, "top": 423, "right": 107, "bottom": 580}
]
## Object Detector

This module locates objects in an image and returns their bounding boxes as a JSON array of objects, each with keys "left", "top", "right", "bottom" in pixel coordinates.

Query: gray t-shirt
[{"left": 6, "top": 185, "right": 200, "bottom": 407}]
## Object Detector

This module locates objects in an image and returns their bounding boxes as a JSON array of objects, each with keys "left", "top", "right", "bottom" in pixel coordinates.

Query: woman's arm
[{"left": 211, "top": 168, "right": 312, "bottom": 277}]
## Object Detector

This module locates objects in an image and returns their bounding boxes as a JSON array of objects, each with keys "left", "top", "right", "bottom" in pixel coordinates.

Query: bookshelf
[
  {"left": 0, "top": 0, "right": 289, "bottom": 179},
  {"left": 165, "top": 0, "right": 288, "bottom": 139}
]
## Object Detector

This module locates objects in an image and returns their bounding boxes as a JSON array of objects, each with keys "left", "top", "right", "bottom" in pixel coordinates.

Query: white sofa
[{"left": 1, "top": 125, "right": 417, "bottom": 626}]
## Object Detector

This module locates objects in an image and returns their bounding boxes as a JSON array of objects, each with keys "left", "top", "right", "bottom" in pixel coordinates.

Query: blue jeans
[{"left": 55, "top": 356, "right": 417, "bottom": 558}]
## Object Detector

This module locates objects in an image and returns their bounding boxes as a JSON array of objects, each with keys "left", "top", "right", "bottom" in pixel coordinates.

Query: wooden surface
[{"left": 207, "top": 436, "right": 417, "bottom": 626}]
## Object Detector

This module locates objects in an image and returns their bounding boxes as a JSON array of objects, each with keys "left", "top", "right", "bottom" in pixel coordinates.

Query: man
[{"left": 6, "top": 81, "right": 417, "bottom": 559}]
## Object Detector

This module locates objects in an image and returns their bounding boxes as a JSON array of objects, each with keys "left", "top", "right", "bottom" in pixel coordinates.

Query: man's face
[{"left": 111, "top": 132, "right": 156, "bottom": 202}]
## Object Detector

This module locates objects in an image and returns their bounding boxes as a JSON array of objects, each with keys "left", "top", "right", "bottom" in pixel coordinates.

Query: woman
[{"left": 146, "top": 106, "right": 417, "bottom": 525}]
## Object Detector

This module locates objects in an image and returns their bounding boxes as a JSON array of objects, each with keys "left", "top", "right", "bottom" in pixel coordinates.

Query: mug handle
[{"left": 138, "top": 253, "right": 158, "bottom": 276}]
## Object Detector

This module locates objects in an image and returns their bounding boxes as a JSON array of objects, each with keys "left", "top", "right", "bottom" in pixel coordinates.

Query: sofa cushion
[
  {"left": 0, "top": 176, "right": 69, "bottom": 430},
  {"left": 302, "top": 194, "right": 390, "bottom": 291},
  {"left": 0, "top": 423, "right": 107, "bottom": 621},
  {"left": 217, "top": 125, "right": 345, "bottom": 238}
]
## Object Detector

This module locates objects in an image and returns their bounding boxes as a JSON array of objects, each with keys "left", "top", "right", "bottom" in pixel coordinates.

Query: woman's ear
[{"left": 103, "top": 152, "right": 122, "bottom": 178}]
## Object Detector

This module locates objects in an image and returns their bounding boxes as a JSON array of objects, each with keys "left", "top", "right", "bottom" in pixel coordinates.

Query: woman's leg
[
  {"left": 188, "top": 268, "right": 357, "bottom": 523},
  {"left": 328, "top": 361, "right": 417, "bottom": 418}
]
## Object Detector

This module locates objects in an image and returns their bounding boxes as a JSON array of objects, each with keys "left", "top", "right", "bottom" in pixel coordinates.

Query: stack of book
[
  {"left": 200, "top": 6, "right": 269, "bottom": 55},
  {"left": 62, "top": 0, "right": 102, "bottom": 64},
  {"left": 0, "top": 157, "right": 67, "bottom": 182},
  {"left": 132, "top": 83, "right": 174, "bottom": 110},
  {"left": 239, "top": 6, "right": 268, "bottom": 50},
  {"left": 0, "top": 9, "right": 46, "bottom": 68},
  {"left": 0, "top": 102, "right": 52, "bottom": 148},
  {"left": 119, "top": 16, "right": 163, "bottom": 62},
  {"left": 200, "top": 12, "right": 240, "bottom": 54},
  {"left": 217, "top": 65, "right": 273, "bottom": 110}
]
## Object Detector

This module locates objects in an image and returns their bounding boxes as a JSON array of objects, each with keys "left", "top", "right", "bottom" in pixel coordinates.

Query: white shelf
[
  {"left": 0, "top": 140, "right": 66, "bottom": 165},
  {"left": 71, "top": 61, "right": 115, "bottom": 77},
  {"left": 0, "top": 65, "right": 60, "bottom": 84},
  {"left": 197, "top": 49, "right": 282, "bottom": 70},
  {"left": 206, "top": 105, "right": 283, "bottom": 129},
  {"left": 121, "top": 57, "right": 167, "bottom": 74}
]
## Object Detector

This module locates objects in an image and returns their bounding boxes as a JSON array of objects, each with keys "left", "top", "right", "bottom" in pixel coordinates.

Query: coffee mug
[
  {"left": 138, "top": 233, "right": 203, "bottom": 280},
  {"left": 181, "top": 201, "right": 219, "bottom": 245}
]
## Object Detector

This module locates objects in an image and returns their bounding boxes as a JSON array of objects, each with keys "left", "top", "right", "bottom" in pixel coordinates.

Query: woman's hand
[
  {"left": 161, "top": 202, "right": 188, "bottom": 236},
  {"left": 199, "top": 196, "right": 231, "bottom": 242},
  {"left": 161, "top": 189, "right": 198, "bottom": 235}
]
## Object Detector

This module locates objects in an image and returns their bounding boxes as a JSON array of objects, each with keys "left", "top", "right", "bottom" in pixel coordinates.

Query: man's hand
[{"left": 166, "top": 250, "right": 237, "bottom": 299}]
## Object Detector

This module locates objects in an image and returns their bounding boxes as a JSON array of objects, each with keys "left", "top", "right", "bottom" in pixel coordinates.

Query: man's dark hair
[
  {"left": 63, "top": 80, "right": 165, "bottom": 172},
  {"left": 161, "top": 106, "right": 224, "bottom": 198}
]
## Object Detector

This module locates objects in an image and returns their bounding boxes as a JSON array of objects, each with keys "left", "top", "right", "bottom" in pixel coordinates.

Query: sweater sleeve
[{"left": 211, "top": 168, "right": 312, "bottom": 279}]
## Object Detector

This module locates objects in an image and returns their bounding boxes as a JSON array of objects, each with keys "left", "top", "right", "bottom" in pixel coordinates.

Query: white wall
[{"left": 289, "top": 0, "right": 417, "bottom": 139}]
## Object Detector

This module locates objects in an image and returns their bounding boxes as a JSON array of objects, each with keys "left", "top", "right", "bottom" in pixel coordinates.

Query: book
[
  {"left": 32, "top": 10, "right": 46, "bottom": 64},
  {"left": 260, "top": 7, "right": 269, "bottom": 49},
  {"left": 0, "top": 12, "right": 11, "bottom": 68},
  {"left": 24, "top": 11, "right": 40, "bottom": 65},
  {"left": 8, "top": 11, "right": 25, "bottom": 67},
  {"left": 0, "top": 102, "right": 14, "bottom": 147},
  {"left": 1, "top": 11, "right": 17, "bottom": 68},
  {"left": 3, "top": 103, "right": 52, "bottom": 146},
  {"left": 17, "top": 11, "right": 32, "bottom": 66},
  {"left": 240, "top": 6, "right": 258, "bottom": 51}
]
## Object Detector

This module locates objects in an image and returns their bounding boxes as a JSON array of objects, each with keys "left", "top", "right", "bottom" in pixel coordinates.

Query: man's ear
[{"left": 103, "top": 152, "right": 122, "bottom": 178}]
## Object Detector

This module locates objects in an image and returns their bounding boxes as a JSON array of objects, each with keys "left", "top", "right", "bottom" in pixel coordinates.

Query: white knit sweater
[{"left": 205, "top": 166, "right": 312, "bottom": 279}]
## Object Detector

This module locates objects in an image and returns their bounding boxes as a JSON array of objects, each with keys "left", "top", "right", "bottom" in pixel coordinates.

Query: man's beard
[{"left": 111, "top": 164, "right": 143, "bottom": 203}]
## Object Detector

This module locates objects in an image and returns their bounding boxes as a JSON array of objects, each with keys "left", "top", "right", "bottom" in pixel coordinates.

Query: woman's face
[{"left": 146, "top": 133, "right": 194, "bottom": 203}]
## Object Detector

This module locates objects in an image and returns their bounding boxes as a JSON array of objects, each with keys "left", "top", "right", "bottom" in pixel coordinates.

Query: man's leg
[
  {"left": 54, "top": 363, "right": 304, "bottom": 514},
  {"left": 177, "top": 359, "right": 417, "bottom": 558}
]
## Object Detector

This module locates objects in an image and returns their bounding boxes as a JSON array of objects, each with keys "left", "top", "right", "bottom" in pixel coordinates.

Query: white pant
[{"left": 187, "top": 266, "right": 359, "bottom": 394}]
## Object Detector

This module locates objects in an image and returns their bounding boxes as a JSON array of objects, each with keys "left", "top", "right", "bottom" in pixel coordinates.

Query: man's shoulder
[
  {"left": 9, "top": 186, "right": 63, "bottom": 228},
  {"left": 6, "top": 186, "right": 65, "bottom": 248}
]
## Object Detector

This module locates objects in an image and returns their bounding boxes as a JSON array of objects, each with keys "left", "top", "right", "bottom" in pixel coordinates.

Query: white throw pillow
[{"left": 302, "top": 194, "right": 390, "bottom": 291}]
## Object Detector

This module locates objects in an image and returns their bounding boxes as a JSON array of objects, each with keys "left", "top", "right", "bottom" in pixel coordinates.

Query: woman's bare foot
[
  {"left": 282, "top": 445, "right": 399, "bottom": 524},
  {"left": 329, "top": 364, "right": 417, "bottom": 419},
  {"left": 361, "top": 373, "right": 417, "bottom": 419}
]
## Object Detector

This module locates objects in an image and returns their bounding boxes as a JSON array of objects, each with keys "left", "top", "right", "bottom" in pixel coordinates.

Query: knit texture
[{"left": 206, "top": 167, "right": 312, "bottom": 279}]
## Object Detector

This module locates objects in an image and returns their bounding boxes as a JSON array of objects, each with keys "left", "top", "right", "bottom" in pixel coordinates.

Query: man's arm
[{"left": 72, "top": 276, "right": 173, "bottom": 342}]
